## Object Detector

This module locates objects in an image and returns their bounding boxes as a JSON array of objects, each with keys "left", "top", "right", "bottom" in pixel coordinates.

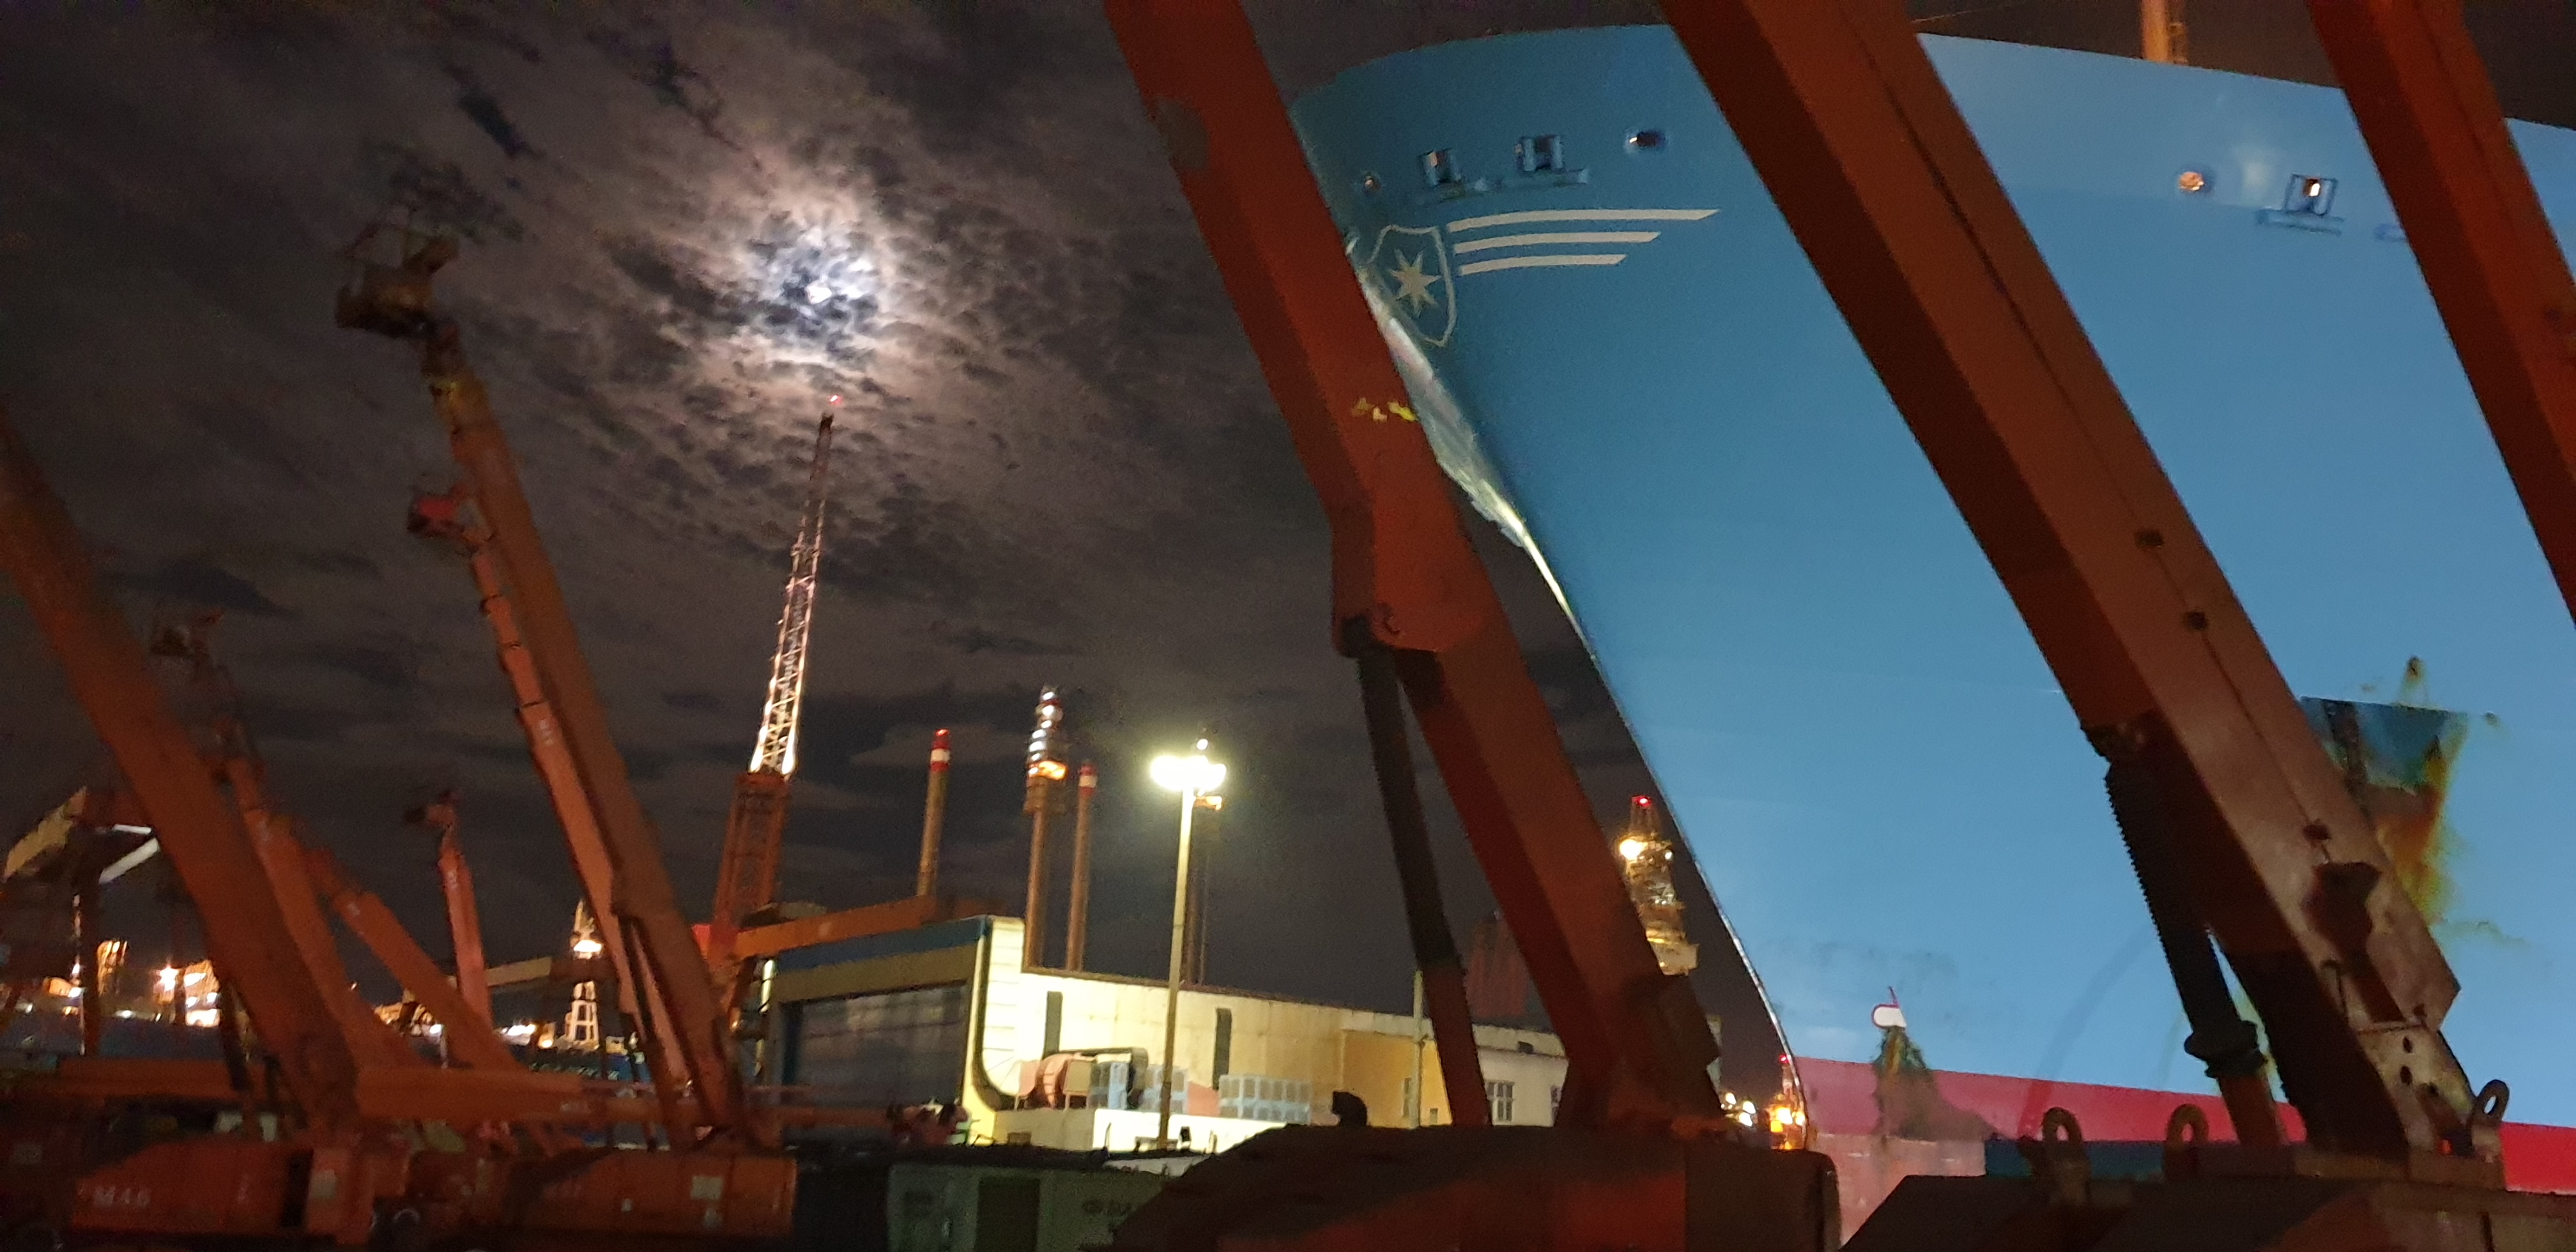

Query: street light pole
[
  {"left": 1151, "top": 740, "right": 1225, "bottom": 1151},
  {"left": 1157, "top": 782, "right": 1198, "bottom": 1150}
]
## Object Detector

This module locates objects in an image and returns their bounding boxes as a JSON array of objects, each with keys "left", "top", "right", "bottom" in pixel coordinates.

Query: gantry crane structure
[
  {"left": 1100, "top": 0, "right": 2576, "bottom": 1248},
  {"left": 335, "top": 226, "right": 757, "bottom": 1140},
  {"left": 0, "top": 219, "right": 829, "bottom": 1244},
  {"left": 707, "top": 413, "right": 838, "bottom": 988},
  {"left": 0, "top": 436, "right": 797, "bottom": 1243},
  {"left": 406, "top": 484, "right": 692, "bottom": 1096}
]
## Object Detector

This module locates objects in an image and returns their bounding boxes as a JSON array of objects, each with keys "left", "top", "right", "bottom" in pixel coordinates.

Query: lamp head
[{"left": 1151, "top": 752, "right": 1226, "bottom": 794}]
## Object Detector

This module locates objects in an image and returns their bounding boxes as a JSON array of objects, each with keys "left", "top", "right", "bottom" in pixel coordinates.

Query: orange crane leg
[
  {"left": 0, "top": 409, "right": 361, "bottom": 1126},
  {"left": 2304, "top": 0, "right": 2576, "bottom": 630},
  {"left": 1105, "top": 0, "right": 1718, "bottom": 1126},
  {"left": 301, "top": 840, "right": 519, "bottom": 1071},
  {"left": 344, "top": 235, "right": 746, "bottom": 1140},
  {"left": 410, "top": 489, "right": 688, "bottom": 1108}
]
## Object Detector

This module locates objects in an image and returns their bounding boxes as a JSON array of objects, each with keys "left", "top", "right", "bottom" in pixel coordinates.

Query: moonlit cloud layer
[{"left": 0, "top": 3, "right": 1699, "bottom": 1027}]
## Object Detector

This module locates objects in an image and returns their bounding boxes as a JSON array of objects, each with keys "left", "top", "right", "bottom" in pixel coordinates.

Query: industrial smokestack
[
  {"left": 915, "top": 729, "right": 950, "bottom": 897},
  {"left": 1023, "top": 689, "right": 1068, "bottom": 968},
  {"left": 1066, "top": 762, "right": 1098, "bottom": 970}
]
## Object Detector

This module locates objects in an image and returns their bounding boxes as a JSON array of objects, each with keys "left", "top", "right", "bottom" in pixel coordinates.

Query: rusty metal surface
[
  {"left": 1657, "top": 0, "right": 2483, "bottom": 1167},
  {"left": 1102, "top": 0, "right": 1721, "bottom": 1127},
  {"left": 2306, "top": 0, "right": 2576, "bottom": 629},
  {"left": 0, "top": 410, "right": 361, "bottom": 1127}
]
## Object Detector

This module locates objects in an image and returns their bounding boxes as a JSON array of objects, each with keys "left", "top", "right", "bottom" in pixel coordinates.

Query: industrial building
[{"left": 756, "top": 914, "right": 1638, "bottom": 1152}]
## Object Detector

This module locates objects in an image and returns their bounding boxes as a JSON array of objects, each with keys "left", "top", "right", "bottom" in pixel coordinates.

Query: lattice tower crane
[{"left": 707, "top": 412, "right": 837, "bottom": 982}]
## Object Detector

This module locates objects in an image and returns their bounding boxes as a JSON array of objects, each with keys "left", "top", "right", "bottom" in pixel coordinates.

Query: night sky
[{"left": 3, "top": 0, "right": 2570, "bottom": 1088}]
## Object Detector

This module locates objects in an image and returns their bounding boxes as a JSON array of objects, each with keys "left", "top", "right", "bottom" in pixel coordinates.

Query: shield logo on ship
[{"left": 1352, "top": 223, "right": 1456, "bottom": 349}]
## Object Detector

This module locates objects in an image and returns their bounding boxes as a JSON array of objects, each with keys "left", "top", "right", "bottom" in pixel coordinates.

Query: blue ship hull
[{"left": 1289, "top": 29, "right": 2576, "bottom": 1124}]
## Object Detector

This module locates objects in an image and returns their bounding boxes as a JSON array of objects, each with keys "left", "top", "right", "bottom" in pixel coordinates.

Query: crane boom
[
  {"left": 753, "top": 415, "right": 836, "bottom": 779},
  {"left": 339, "top": 230, "right": 746, "bottom": 1138},
  {"left": 408, "top": 488, "right": 687, "bottom": 1099},
  {"left": 709, "top": 416, "right": 835, "bottom": 967}
]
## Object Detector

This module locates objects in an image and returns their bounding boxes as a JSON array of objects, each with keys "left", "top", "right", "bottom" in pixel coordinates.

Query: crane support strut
[
  {"left": 2303, "top": 0, "right": 2576, "bottom": 629},
  {"left": 1656, "top": 0, "right": 2491, "bottom": 1170},
  {"left": 0, "top": 410, "right": 362, "bottom": 1127},
  {"left": 408, "top": 488, "right": 680, "bottom": 1092},
  {"left": 340, "top": 233, "right": 746, "bottom": 1139},
  {"left": 1105, "top": 0, "right": 1721, "bottom": 1127}
]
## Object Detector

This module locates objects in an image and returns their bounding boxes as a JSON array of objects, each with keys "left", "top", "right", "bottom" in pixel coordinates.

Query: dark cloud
[
  {"left": 120, "top": 555, "right": 292, "bottom": 618},
  {"left": 447, "top": 66, "right": 536, "bottom": 160}
]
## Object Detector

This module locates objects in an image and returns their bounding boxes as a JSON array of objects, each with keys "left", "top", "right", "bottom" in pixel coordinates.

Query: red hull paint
[{"left": 1797, "top": 1058, "right": 2576, "bottom": 1193}]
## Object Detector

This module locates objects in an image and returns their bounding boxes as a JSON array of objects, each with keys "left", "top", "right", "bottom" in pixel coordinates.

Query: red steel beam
[
  {"left": 707, "top": 768, "right": 788, "bottom": 974},
  {"left": 1660, "top": 0, "right": 2483, "bottom": 1168},
  {"left": 2304, "top": 0, "right": 2576, "bottom": 626},
  {"left": 422, "top": 336, "right": 739, "bottom": 1133},
  {"left": 220, "top": 757, "right": 423, "bottom": 1072},
  {"left": 1103, "top": 0, "right": 1722, "bottom": 1126},
  {"left": 413, "top": 793, "right": 492, "bottom": 1019},
  {"left": 414, "top": 499, "right": 681, "bottom": 1089},
  {"left": 346, "top": 241, "right": 744, "bottom": 1136},
  {"left": 302, "top": 841, "right": 521, "bottom": 1071},
  {"left": 0, "top": 411, "right": 362, "bottom": 1127},
  {"left": 726, "top": 892, "right": 1006, "bottom": 960}
]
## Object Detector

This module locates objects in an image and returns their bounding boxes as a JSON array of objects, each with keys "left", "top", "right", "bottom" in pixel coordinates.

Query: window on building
[
  {"left": 1213, "top": 1007, "right": 1233, "bottom": 1081},
  {"left": 784, "top": 983, "right": 970, "bottom": 1109},
  {"left": 1487, "top": 1080, "right": 1516, "bottom": 1124},
  {"left": 1043, "top": 990, "right": 1064, "bottom": 1058},
  {"left": 1217, "top": 1073, "right": 1314, "bottom": 1124}
]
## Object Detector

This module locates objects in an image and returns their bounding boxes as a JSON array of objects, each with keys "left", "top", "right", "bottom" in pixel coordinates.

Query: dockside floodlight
[
  {"left": 1151, "top": 740, "right": 1226, "bottom": 796},
  {"left": 1150, "top": 736, "right": 1225, "bottom": 1151}
]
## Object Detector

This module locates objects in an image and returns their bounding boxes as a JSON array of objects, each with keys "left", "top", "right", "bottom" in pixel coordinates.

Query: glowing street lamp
[{"left": 1149, "top": 739, "right": 1225, "bottom": 1150}]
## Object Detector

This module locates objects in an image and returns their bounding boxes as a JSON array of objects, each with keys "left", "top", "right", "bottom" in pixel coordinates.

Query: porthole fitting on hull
[{"left": 1625, "top": 128, "right": 1667, "bottom": 153}]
